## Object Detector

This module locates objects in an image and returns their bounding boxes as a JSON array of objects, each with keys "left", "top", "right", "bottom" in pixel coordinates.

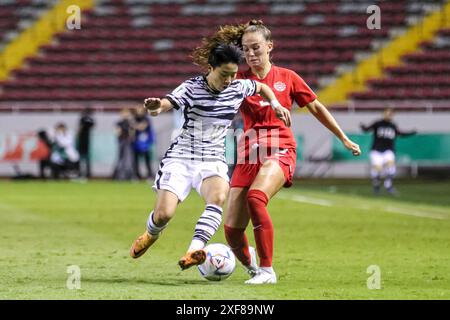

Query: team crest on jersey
[
  {"left": 162, "top": 172, "right": 171, "bottom": 183},
  {"left": 274, "top": 81, "right": 286, "bottom": 92}
]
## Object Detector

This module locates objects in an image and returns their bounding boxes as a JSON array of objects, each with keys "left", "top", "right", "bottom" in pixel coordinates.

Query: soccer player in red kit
[{"left": 199, "top": 20, "right": 361, "bottom": 284}]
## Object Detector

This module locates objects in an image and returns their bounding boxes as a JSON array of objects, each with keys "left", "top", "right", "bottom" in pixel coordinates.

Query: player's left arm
[
  {"left": 255, "top": 81, "right": 291, "bottom": 127},
  {"left": 306, "top": 99, "right": 361, "bottom": 156},
  {"left": 396, "top": 126, "right": 417, "bottom": 137}
]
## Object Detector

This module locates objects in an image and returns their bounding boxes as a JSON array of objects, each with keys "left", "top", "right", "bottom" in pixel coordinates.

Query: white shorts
[
  {"left": 370, "top": 150, "right": 395, "bottom": 167},
  {"left": 152, "top": 158, "right": 229, "bottom": 202}
]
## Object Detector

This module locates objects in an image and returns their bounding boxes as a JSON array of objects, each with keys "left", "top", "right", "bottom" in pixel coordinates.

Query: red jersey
[{"left": 237, "top": 65, "right": 317, "bottom": 151}]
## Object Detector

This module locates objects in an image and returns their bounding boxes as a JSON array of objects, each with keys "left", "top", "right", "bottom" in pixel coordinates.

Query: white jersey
[{"left": 165, "top": 75, "right": 257, "bottom": 163}]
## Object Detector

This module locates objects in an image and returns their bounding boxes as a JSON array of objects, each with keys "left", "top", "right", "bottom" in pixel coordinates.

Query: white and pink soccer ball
[{"left": 197, "top": 243, "right": 236, "bottom": 281}]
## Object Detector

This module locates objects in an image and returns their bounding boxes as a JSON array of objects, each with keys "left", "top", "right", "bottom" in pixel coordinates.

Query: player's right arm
[
  {"left": 144, "top": 98, "right": 174, "bottom": 117},
  {"left": 255, "top": 81, "right": 292, "bottom": 127},
  {"left": 307, "top": 99, "right": 361, "bottom": 156}
]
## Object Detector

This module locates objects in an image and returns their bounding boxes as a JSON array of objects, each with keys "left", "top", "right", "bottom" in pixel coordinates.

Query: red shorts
[{"left": 230, "top": 148, "right": 297, "bottom": 188}]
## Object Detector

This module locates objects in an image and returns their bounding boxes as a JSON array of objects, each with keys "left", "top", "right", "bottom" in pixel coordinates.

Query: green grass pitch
[{"left": 0, "top": 179, "right": 449, "bottom": 299}]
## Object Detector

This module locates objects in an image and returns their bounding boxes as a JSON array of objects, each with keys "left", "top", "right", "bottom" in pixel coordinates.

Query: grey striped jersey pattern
[{"left": 165, "top": 76, "right": 257, "bottom": 162}]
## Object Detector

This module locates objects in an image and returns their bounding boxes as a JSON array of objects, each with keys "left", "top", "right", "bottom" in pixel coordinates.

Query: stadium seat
[
  {"left": 350, "top": 24, "right": 450, "bottom": 108},
  {"left": 0, "top": 0, "right": 448, "bottom": 107}
]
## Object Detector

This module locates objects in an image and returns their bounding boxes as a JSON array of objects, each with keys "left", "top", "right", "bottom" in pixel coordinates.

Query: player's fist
[
  {"left": 144, "top": 98, "right": 161, "bottom": 111},
  {"left": 343, "top": 138, "right": 361, "bottom": 156}
]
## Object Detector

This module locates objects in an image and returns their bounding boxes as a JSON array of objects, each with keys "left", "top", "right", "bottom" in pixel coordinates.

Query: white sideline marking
[
  {"left": 383, "top": 206, "right": 449, "bottom": 220},
  {"left": 278, "top": 194, "right": 334, "bottom": 207},
  {"left": 278, "top": 194, "right": 449, "bottom": 220}
]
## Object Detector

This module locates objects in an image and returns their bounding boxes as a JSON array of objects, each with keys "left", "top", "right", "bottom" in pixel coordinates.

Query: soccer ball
[{"left": 198, "top": 243, "right": 236, "bottom": 281}]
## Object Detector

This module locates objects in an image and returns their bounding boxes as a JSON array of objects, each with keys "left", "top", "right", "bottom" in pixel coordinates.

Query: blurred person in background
[
  {"left": 77, "top": 107, "right": 95, "bottom": 179},
  {"left": 360, "top": 107, "right": 417, "bottom": 195},
  {"left": 36, "top": 129, "right": 53, "bottom": 179},
  {"left": 113, "top": 108, "right": 135, "bottom": 180},
  {"left": 133, "top": 106, "right": 155, "bottom": 179},
  {"left": 50, "top": 122, "right": 80, "bottom": 179}
]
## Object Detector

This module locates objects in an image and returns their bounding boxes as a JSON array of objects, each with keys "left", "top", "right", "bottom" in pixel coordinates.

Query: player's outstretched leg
[
  {"left": 179, "top": 176, "right": 228, "bottom": 270},
  {"left": 130, "top": 211, "right": 168, "bottom": 258},
  {"left": 371, "top": 166, "right": 382, "bottom": 195},
  {"left": 178, "top": 250, "right": 207, "bottom": 270},
  {"left": 178, "top": 204, "right": 223, "bottom": 270},
  {"left": 224, "top": 225, "right": 257, "bottom": 277},
  {"left": 245, "top": 189, "right": 277, "bottom": 284},
  {"left": 245, "top": 267, "right": 277, "bottom": 284},
  {"left": 384, "top": 162, "right": 397, "bottom": 195},
  {"left": 130, "top": 230, "right": 157, "bottom": 259},
  {"left": 246, "top": 246, "right": 258, "bottom": 277}
]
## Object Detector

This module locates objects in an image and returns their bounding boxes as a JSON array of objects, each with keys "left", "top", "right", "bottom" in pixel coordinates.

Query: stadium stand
[
  {"left": 0, "top": 0, "right": 58, "bottom": 51},
  {"left": 0, "top": 0, "right": 448, "bottom": 111},
  {"left": 350, "top": 27, "right": 450, "bottom": 108}
]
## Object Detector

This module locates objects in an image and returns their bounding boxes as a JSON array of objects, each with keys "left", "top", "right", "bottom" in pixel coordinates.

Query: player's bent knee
[
  {"left": 207, "top": 192, "right": 227, "bottom": 207},
  {"left": 372, "top": 164, "right": 382, "bottom": 172}
]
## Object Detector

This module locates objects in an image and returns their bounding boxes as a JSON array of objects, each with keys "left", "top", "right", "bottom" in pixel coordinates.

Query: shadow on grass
[{"left": 81, "top": 277, "right": 209, "bottom": 286}]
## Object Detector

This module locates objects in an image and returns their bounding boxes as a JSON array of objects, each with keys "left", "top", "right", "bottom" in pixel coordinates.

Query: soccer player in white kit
[
  {"left": 130, "top": 43, "right": 291, "bottom": 270},
  {"left": 360, "top": 108, "right": 416, "bottom": 194}
]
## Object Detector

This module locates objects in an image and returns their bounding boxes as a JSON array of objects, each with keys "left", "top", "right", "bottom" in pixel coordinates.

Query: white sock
[
  {"left": 260, "top": 267, "right": 275, "bottom": 275},
  {"left": 384, "top": 165, "right": 396, "bottom": 189},
  {"left": 188, "top": 239, "right": 206, "bottom": 252},
  {"left": 146, "top": 211, "right": 167, "bottom": 237}
]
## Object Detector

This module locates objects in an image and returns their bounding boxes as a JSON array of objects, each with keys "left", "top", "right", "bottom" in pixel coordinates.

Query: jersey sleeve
[
  {"left": 393, "top": 123, "right": 402, "bottom": 135},
  {"left": 165, "top": 80, "right": 193, "bottom": 110},
  {"left": 290, "top": 71, "right": 317, "bottom": 108},
  {"left": 239, "top": 79, "right": 257, "bottom": 98},
  {"left": 394, "top": 123, "right": 416, "bottom": 136},
  {"left": 363, "top": 121, "right": 377, "bottom": 132}
]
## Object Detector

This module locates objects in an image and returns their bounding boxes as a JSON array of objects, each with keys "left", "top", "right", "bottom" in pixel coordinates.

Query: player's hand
[
  {"left": 343, "top": 138, "right": 361, "bottom": 156},
  {"left": 272, "top": 103, "right": 291, "bottom": 127},
  {"left": 144, "top": 97, "right": 161, "bottom": 111}
]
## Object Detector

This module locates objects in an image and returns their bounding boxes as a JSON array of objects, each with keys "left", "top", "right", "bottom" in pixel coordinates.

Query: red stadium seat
[{"left": 1, "top": 0, "right": 448, "bottom": 104}]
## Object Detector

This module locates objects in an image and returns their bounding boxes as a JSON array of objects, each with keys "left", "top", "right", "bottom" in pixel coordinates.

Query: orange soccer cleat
[
  {"left": 178, "top": 249, "right": 207, "bottom": 270},
  {"left": 130, "top": 231, "right": 158, "bottom": 259}
]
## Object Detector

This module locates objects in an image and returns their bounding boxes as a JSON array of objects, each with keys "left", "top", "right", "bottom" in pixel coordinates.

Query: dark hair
[
  {"left": 55, "top": 122, "right": 67, "bottom": 130},
  {"left": 207, "top": 43, "right": 243, "bottom": 69},
  {"left": 82, "top": 107, "right": 94, "bottom": 115}
]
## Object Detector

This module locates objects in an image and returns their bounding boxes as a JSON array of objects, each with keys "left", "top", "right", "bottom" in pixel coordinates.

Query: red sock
[
  {"left": 247, "top": 189, "right": 273, "bottom": 267},
  {"left": 224, "top": 225, "right": 251, "bottom": 266}
]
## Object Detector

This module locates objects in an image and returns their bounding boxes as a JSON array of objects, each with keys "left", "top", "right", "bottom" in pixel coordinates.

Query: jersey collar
[{"left": 244, "top": 64, "right": 274, "bottom": 81}]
